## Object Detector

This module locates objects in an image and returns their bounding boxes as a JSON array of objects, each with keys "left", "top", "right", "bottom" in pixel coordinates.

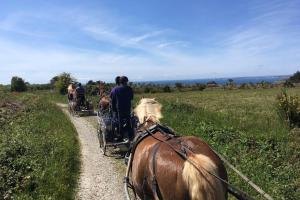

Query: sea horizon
[{"left": 135, "top": 74, "right": 290, "bottom": 85}]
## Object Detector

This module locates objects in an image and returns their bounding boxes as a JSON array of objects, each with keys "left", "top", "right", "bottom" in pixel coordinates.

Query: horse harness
[
  {"left": 126, "top": 123, "right": 257, "bottom": 200},
  {"left": 127, "top": 123, "right": 195, "bottom": 200}
]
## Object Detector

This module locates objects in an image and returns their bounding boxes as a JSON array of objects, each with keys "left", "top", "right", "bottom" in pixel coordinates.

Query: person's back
[
  {"left": 76, "top": 84, "right": 85, "bottom": 97},
  {"left": 112, "top": 85, "right": 133, "bottom": 117},
  {"left": 110, "top": 76, "right": 134, "bottom": 140},
  {"left": 75, "top": 83, "right": 85, "bottom": 107}
]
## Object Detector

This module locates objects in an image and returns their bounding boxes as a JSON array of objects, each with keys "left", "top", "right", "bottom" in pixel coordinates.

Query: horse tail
[{"left": 182, "top": 154, "right": 226, "bottom": 200}]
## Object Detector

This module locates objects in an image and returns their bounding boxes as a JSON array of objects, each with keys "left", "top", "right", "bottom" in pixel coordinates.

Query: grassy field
[
  {"left": 34, "top": 87, "right": 299, "bottom": 199},
  {"left": 135, "top": 87, "right": 300, "bottom": 199},
  {"left": 0, "top": 91, "right": 80, "bottom": 199}
]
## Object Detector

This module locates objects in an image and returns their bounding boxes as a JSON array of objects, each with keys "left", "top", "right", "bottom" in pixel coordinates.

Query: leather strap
[{"left": 151, "top": 142, "right": 163, "bottom": 200}]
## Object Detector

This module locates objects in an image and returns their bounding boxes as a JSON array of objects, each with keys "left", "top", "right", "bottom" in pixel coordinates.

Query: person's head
[
  {"left": 115, "top": 76, "right": 120, "bottom": 85},
  {"left": 77, "top": 83, "right": 82, "bottom": 87},
  {"left": 120, "top": 76, "right": 129, "bottom": 85}
]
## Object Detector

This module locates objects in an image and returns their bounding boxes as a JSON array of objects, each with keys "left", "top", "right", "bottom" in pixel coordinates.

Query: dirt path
[{"left": 57, "top": 103, "right": 124, "bottom": 200}]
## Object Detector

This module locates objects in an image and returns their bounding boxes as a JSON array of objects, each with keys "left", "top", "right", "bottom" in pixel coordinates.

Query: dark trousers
[{"left": 116, "top": 113, "right": 134, "bottom": 140}]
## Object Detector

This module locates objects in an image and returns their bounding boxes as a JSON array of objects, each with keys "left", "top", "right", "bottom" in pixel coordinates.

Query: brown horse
[
  {"left": 98, "top": 95, "right": 110, "bottom": 111},
  {"left": 130, "top": 98, "right": 228, "bottom": 200}
]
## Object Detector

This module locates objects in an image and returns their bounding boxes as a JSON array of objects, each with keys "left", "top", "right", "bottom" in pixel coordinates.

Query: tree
[
  {"left": 195, "top": 83, "right": 206, "bottom": 91},
  {"left": 288, "top": 71, "right": 300, "bottom": 83},
  {"left": 163, "top": 85, "right": 172, "bottom": 93},
  {"left": 50, "top": 76, "right": 59, "bottom": 86},
  {"left": 11, "top": 76, "right": 27, "bottom": 92},
  {"left": 53, "top": 73, "right": 75, "bottom": 95},
  {"left": 175, "top": 82, "right": 183, "bottom": 91},
  {"left": 87, "top": 80, "right": 95, "bottom": 85}
]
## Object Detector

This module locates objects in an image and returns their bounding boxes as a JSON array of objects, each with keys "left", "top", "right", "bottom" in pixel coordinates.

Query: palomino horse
[
  {"left": 67, "top": 84, "right": 76, "bottom": 113},
  {"left": 130, "top": 98, "right": 228, "bottom": 200}
]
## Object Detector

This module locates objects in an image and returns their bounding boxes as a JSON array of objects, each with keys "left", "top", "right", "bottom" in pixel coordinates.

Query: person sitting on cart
[
  {"left": 110, "top": 76, "right": 134, "bottom": 141},
  {"left": 75, "top": 83, "right": 85, "bottom": 108}
]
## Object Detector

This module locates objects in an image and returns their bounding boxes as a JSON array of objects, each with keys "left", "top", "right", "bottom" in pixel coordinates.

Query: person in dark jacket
[
  {"left": 110, "top": 76, "right": 134, "bottom": 140},
  {"left": 75, "top": 83, "right": 85, "bottom": 107}
]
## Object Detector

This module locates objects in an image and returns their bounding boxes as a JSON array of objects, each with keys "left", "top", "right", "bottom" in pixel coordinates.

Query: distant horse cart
[
  {"left": 67, "top": 84, "right": 94, "bottom": 117},
  {"left": 68, "top": 97, "right": 94, "bottom": 117},
  {"left": 124, "top": 98, "right": 274, "bottom": 200}
]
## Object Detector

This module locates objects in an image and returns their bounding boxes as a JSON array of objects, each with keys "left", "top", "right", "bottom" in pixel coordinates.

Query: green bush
[
  {"left": 163, "top": 85, "right": 172, "bottom": 93},
  {"left": 27, "top": 84, "right": 52, "bottom": 91},
  {"left": 11, "top": 76, "right": 27, "bottom": 92},
  {"left": 277, "top": 90, "right": 300, "bottom": 127},
  {"left": 288, "top": 71, "right": 300, "bottom": 83},
  {"left": 53, "top": 73, "right": 75, "bottom": 95},
  {"left": 283, "top": 80, "right": 295, "bottom": 88},
  {"left": 0, "top": 93, "right": 80, "bottom": 199},
  {"left": 175, "top": 82, "right": 183, "bottom": 91}
]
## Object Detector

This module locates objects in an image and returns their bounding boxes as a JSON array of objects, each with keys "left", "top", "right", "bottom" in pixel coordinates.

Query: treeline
[
  {"left": 4, "top": 70, "right": 300, "bottom": 94},
  {"left": 3, "top": 76, "right": 53, "bottom": 92}
]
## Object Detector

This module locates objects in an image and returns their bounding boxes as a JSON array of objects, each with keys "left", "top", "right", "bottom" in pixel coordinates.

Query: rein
[
  {"left": 144, "top": 128, "right": 255, "bottom": 200},
  {"left": 125, "top": 122, "right": 273, "bottom": 200}
]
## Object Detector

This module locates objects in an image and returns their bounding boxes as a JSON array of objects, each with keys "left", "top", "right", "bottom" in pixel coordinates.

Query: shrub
[
  {"left": 288, "top": 71, "right": 300, "bottom": 83},
  {"left": 144, "top": 87, "right": 151, "bottom": 93},
  {"left": 276, "top": 90, "right": 300, "bottom": 127},
  {"left": 283, "top": 80, "right": 295, "bottom": 88},
  {"left": 11, "top": 76, "right": 27, "bottom": 92},
  {"left": 50, "top": 76, "right": 59, "bottom": 87},
  {"left": 163, "top": 85, "right": 172, "bottom": 93},
  {"left": 53, "top": 73, "right": 75, "bottom": 95},
  {"left": 175, "top": 82, "right": 183, "bottom": 91},
  {"left": 85, "top": 80, "right": 99, "bottom": 96},
  {"left": 239, "top": 83, "right": 249, "bottom": 89},
  {"left": 28, "top": 84, "right": 52, "bottom": 91},
  {"left": 192, "top": 83, "right": 206, "bottom": 91}
]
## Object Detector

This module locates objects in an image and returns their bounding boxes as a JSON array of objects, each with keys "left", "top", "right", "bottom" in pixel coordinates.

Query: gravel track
[{"left": 57, "top": 103, "right": 124, "bottom": 200}]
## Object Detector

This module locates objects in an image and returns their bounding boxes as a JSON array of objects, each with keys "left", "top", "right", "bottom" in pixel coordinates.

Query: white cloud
[{"left": 0, "top": 1, "right": 299, "bottom": 84}]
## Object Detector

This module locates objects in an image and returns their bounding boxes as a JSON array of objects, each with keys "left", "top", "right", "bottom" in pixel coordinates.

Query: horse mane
[{"left": 134, "top": 98, "right": 163, "bottom": 124}]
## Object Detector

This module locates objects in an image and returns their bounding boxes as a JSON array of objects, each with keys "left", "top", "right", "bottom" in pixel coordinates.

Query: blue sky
[{"left": 0, "top": 0, "right": 299, "bottom": 84}]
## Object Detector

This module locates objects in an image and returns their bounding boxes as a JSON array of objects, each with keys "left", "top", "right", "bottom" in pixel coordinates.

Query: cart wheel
[
  {"left": 68, "top": 104, "right": 71, "bottom": 113},
  {"left": 98, "top": 125, "right": 106, "bottom": 155},
  {"left": 70, "top": 108, "right": 74, "bottom": 116},
  {"left": 97, "top": 124, "right": 103, "bottom": 148},
  {"left": 102, "top": 131, "right": 107, "bottom": 156}
]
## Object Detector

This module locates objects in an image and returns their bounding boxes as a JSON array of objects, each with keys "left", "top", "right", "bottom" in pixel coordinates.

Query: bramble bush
[{"left": 276, "top": 90, "right": 300, "bottom": 127}]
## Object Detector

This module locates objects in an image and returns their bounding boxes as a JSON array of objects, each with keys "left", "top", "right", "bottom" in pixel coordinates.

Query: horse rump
[{"left": 182, "top": 154, "right": 226, "bottom": 200}]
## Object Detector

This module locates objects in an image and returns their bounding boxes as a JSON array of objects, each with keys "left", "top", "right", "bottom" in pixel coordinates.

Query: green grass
[
  {"left": 135, "top": 87, "right": 300, "bottom": 200},
  {"left": 0, "top": 92, "right": 80, "bottom": 200},
  {"left": 38, "top": 87, "right": 300, "bottom": 199}
]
